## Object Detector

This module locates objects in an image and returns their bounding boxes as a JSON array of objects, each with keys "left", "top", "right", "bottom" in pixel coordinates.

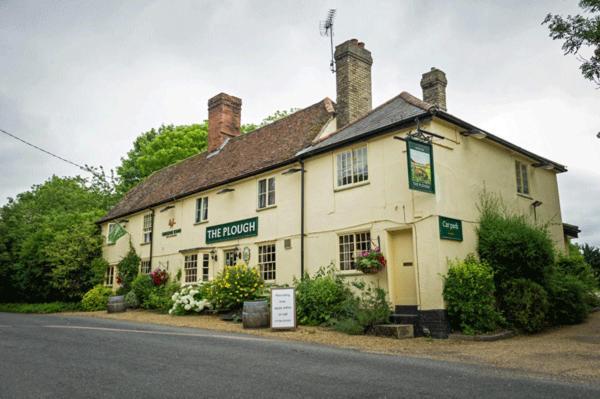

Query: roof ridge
[{"left": 399, "top": 91, "right": 435, "bottom": 111}]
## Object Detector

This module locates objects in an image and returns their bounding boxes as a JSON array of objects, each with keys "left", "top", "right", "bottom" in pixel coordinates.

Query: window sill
[
  {"left": 256, "top": 204, "right": 277, "bottom": 212},
  {"left": 140, "top": 242, "right": 151, "bottom": 246},
  {"left": 336, "top": 270, "right": 365, "bottom": 277},
  {"left": 194, "top": 220, "right": 209, "bottom": 226},
  {"left": 517, "top": 193, "right": 533, "bottom": 200},
  {"left": 334, "top": 180, "right": 370, "bottom": 193}
]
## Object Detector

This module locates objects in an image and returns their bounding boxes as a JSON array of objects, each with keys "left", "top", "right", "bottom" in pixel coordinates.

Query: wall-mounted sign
[
  {"left": 271, "top": 287, "right": 296, "bottom": 330},
  {"left": 162, "top": 228, "right": 181, "bottom": 237},
  {"left": 206, "top": 217, "right": 258, "bottom": 244},
  {"left": 406, "top": 139, "right": 435, "bottom": 193},
  {"left": 439, "top": 216, "right": 463, "bottom": 241}
]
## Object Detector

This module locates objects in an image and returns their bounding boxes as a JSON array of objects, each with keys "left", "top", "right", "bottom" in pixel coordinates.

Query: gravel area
[{"left": 63, "top": 310, "right": 600, "bottom": 383}]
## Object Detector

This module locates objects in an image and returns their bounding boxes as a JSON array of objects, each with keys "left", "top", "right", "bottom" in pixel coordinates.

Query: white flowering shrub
[{"left": 168, "top": 284, "right": 212, "bottom": 315}]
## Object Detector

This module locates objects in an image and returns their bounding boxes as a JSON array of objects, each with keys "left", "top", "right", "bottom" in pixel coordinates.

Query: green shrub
[
  {"left": 124, "top": 290, "right": 139, "bottom": 309},
  {"left": 204, "top": 264, "right": 264, "bottom": 310},
  {"left": 81, "top": 285, "right": 113, "bottom": 311},
  {"left": 116, "top": 245, "right": 140, "bottom": 291},
  {"left": 501, "top": 279, "right": 549, "bottom": 333},
  {"left": 580, "top": 243, "right": 600, "bottom": 285},
  {"left": 545, "top": 271, "right": 589, "bottom": 325},
  {"left": 334, "top": 282, "right": 391, "bottom": 334},
  {"left": 131, "top": 274, "right": 154, "bottom": 304},
  {"left": 0, "top": 302, "right": 81, "bottom": 313},
  {"left": 477, "top": 194, "right": 555, "bottom": 287},
  {"left": 295, "top": 265, "right": 354, "bottom": 326},
  {"left": 442, "top": 255, "right": 504, "bottom": 335}
]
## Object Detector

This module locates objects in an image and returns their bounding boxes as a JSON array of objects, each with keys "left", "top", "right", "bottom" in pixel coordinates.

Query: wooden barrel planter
[
  {"left": 242, "top": 300, "right": 269, "bottom": 329},
  {"left": 107, "top": 295, "right": 126, "bottom": 313}
]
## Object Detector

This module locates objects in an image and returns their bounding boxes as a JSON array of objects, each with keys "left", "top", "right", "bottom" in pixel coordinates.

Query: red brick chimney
[{"left": 207, "top": 93, "right": 242, "bottom": 152}]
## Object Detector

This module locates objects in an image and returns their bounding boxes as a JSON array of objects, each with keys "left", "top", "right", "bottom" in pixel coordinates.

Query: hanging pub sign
[
  {"left": 406, "top": 138, "right": 435, "bottom": 193},
  {"left": 206, "top": 217, "right": 258, "bottom": 244},
  {"left": 439, "top": 216, "right": 463, "bottom": 241}
]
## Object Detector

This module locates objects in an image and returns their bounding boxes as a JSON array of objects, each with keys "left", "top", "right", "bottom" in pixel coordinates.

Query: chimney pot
[
  {"left": 420, "top": 67, "right": 448, "bottom": 111},
  {"left": 334, "top": 39, "right": 373, "bottom": 128},
  {"left": 207, "top": 93, "right": 242, "bottom": 152}
]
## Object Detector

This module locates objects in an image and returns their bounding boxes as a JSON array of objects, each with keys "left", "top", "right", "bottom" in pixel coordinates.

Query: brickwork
[
  {"left": 334, "top": 39, "right": 373, "bottom": 128},
  {"left": 420, "top": 68, "right": 447, "bottom": 111},
  {"left": 208, "top": 93, "right": 242, "bottom": 152}
]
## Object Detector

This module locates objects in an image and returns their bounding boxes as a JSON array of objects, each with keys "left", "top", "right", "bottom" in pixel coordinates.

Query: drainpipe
[
  {"left": 300, "top": 159, "right": 305, "bottom": 279},
  {"left": 149, "top": 209, "right": 155, "bottom": 269}
]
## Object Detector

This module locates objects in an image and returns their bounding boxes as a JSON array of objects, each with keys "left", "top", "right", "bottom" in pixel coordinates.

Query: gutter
[
  {"left": 149, "top": 209, "right": 155, "bottom": 269},
  {"left": 300, "top": 159, "right": 305, "bottom": 278}
]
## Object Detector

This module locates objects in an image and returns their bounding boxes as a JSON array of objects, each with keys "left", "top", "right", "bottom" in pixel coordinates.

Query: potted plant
[{"left": 356, "top": 247, "right": 387, "bottom": 274}]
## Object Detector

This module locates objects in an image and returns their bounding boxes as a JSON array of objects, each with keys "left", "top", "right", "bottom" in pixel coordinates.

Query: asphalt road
[{"left": 0, "top": 313, "right": 598, "bottom": 399}]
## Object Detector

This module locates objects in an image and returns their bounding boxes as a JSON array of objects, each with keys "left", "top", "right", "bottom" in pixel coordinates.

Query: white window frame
[
  {"left": 336, "top": 146, "right": 368, "bottom": 188},
  {"left": 515, "top": 160, "right": 530, "bottom": 195},
  {"left": 195, "top": 196, "right": 209, "bottom": 223},
  {"left": 224, "top": 249, "right": 240, "bottom": 267},
  {"left": 184, "top": 254, "right": 198, "bottom": 283},
  {"left": 143, "top": 213, "right": 153, "bottom": 244},
  {"left": 338, "top": 231, "right": 371, "bottom": 271},
  {"left": 105, "top": 265, "right": 115, "bottom": 287},
  {"left": 107, "top": 223, "right": 117, "bottom": 244},
  {"left": 257, "top": 177, "right": 276, "bottom": 209},
  {"left": 201, "top": 253, "right": 210, "bottom": 282},
  {"left": 140, "top": 260, "right": 151, "bottom": 275},
  {"left": 258, "top": 243, "right": 276, "bottom": 281}
]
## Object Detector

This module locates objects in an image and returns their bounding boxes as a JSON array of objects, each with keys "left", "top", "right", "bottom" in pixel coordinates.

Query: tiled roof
[
  {"left": 299, "top": 92, "right": 430, "bottom": 155},
  {"left": 99, "top": 98, "right": 336, "bottom": 223}
]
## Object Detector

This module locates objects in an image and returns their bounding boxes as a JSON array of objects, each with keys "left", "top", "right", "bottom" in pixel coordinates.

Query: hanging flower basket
[{"left": 356, "top": 247, "right": 387, "bottom": 274}]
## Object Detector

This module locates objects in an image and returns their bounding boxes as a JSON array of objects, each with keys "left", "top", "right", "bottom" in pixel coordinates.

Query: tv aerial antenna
[{"left": 319, "top": 9, "right": 336, "bottom": 73}]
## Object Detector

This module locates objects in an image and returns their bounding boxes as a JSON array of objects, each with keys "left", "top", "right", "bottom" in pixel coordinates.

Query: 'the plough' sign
[{"left": 205, "top": 217, "right": 258, "bottom": 244}]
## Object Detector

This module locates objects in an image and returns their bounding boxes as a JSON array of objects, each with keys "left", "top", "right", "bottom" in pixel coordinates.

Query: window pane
[
  {"left": 267, "top": 178, "right": 275, "bottom": 206},
  {"left": 184, "top": 254, "right": 198, "bottom": 283},
  {"left": 353, "top": 147, "right": 368, "bottom": 183},
  {"left": 258, "top": 179, "right": 267, "bottom": 209},
  {"left": 521, "top": 164, "right": 529, "bottom": 194},
  {"left": 202, "top": 254, "right": 209, "bottom": 281},
  {"left": 259, "top": 244, "right": 276, "bottom": 280},
  {"left": 203, "top": 197, "right": 208, "bottom": 221},
  {"left": 515, "top": 161, "right": 522, "bottom": 193},
  {"left": 337, "top": 151, "right": 353, "bottom": 187}
]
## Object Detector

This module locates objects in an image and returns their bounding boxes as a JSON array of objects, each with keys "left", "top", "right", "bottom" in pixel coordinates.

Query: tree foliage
[
  {"left": 0, "top": 176, "right": 110, "bottom": 302},
  {"left": 543, "top": 0, "right": 600, "bottom": 86},
  {"left": 580, "top": 243, "right": 600, "bottom": 284},
  {"left": 115, "top": 109, "right": 299, "bottom": 195}
]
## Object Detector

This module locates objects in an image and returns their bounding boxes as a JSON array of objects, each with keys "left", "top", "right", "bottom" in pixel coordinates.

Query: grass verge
[{"left": 0, "top": 302, "right": 82, "bottom": 313}]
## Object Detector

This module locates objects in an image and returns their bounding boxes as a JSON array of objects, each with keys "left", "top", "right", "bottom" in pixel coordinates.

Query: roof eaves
[{"left": 435, "top": 111, "right": 567, "bottom": 173}]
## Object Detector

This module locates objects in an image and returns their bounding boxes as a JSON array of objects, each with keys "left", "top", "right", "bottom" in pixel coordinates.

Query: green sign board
[
  {"left": 439, "top": 216, "right": 463, "bottom": 241},
  {"left": 206, "top": 217, "right": 258, "bottom": 244},
  {"left": 406, "top": 139, "right": 435, "bottom": 193}
]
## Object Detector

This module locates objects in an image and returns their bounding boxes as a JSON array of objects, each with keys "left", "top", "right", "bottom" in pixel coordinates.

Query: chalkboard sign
[{"left": 270, "top": 287, "right": 296, "bottom": 330}]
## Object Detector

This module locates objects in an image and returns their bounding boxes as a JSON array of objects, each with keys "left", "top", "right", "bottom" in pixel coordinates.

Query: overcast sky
[{"left": 1, "top": 0, "right": 598, "bottom": 245}]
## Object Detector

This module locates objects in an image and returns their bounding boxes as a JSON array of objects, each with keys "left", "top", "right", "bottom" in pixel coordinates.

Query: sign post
[
  {"left": 270, "top": 287, "right": 296, "bottom": 330},
  {"left": 406, "top": 139, "right": 435, "bottom": 193}
]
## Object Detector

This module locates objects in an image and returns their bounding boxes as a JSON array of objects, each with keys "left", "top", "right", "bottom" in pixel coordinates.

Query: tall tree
[
  {"left": 115, "top": 109, "right": 299, "bottom": 195},
  {"left": 0, "top": 176, "right": 110, "bottom": 302},
  {"left": 543, "top": 0, "right": 600, "bottom": 87}
]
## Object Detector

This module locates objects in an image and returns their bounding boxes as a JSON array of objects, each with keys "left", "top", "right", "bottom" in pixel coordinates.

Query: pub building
[{"left": 99, "top": 39, "right": 575, "bottom": 338}]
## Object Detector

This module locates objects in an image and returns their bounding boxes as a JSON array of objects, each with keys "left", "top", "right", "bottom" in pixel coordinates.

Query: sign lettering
[
  {"left": 271, "top": 287, "right": 296, "bottom": 330},
  {"left": 439, "top": 216, "right": 463, "bottom": 241},
  {"left": 206, "top": 217, "right": 258, "bottom": 244}
]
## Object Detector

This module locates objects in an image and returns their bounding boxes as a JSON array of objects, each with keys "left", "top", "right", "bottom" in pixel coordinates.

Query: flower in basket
[
  {"left": 355, "top": 247, "right": 387, "bottom": 274},
  {"left": 150, "top": 268, "right": 169, "bottom": 286}
]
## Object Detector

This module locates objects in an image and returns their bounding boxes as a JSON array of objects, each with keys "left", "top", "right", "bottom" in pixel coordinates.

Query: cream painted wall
[{"left": 102, "top": 116, "right": 566, "bottom": 312}]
